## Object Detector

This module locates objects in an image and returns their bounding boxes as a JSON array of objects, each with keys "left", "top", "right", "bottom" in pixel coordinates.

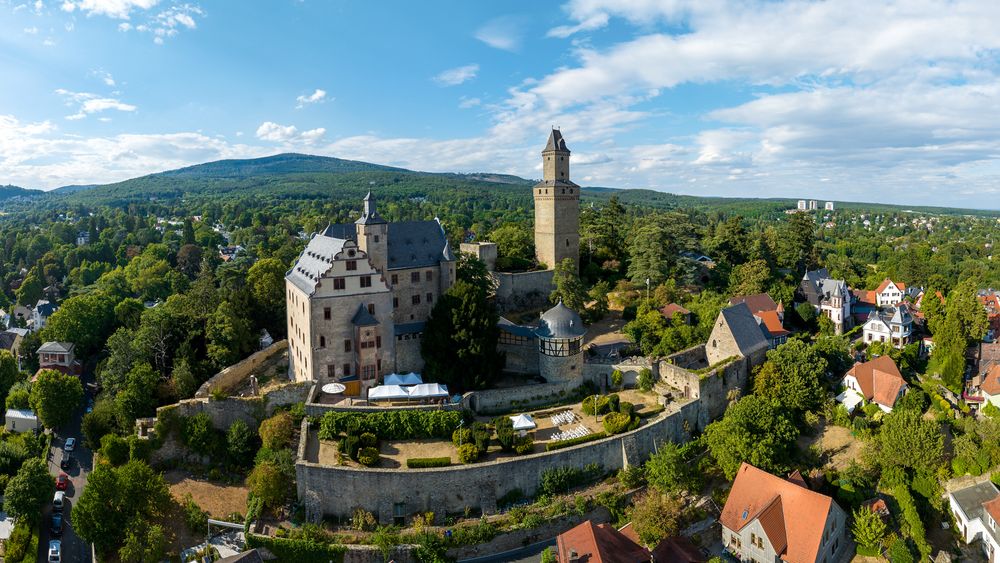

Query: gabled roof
[
  {"left": 286, "top": 233, "right": 348, "bottom": 294},
  {"left": 981, "top": 364, "right": 1000, "bottom": 396},
  {"left": 721, "top": 463, "right": 836, "bottom": 563},
  {"left": 351, "top": 304, "right": 379, "bottom": 327},
  {"left": 729, "top": 293, "right": 779, "bottom": 314},
  {"left": 876, "top": 279, "right": 906, "bottom": 295},
  {"left": 719, "top": 303, "right": 769, "bottom": 357},
  {"left": 555, "top": 520, "right": 650, "bottom": 563},
  {"left": 544, "top": 128, "right": 570, "bottom": 153},
  {"left": 659, "top": 303, "right": 691, "bottom": 319},
  {"left": 0, "top": 332, "right": 17, "bottom": 351},
  {"left": 34, "top": 299, "right": 57, "bottom": 317},
  {"left": 756, "top": 310, "right": 789, "bottom": 339},
  {"left": 322, "top": 219, "right": 454, "bottom": 270},
  {"left": 650, "top": 536, "right": 705, "bottom": 563},
  {"left": 37, "top": 341, "right": 74, "bottom": 354},
  {"left": 845, "top": 355, "right": 907, "bottom": 408}
]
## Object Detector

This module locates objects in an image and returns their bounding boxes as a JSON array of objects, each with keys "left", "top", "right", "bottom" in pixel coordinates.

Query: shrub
[
  {"left": 352, "top": 508, "right": 377, "bottom": 532},
  {"left": 607, "top": 394, "right": 620, "bottom": 413},
  {"left": 247, "top": 461, "right": 287, "bottom": 509},
  {"left": 539, "top": 464, "right": 602, "bottom": 496},
  {"left": 546, "top": 432, "right": 607, "bottom": 451},
  {"left": 406, "top": 457, "right": 451, "bottom": 468},
  {"left": 357, "top": 447, "right": 379, "bottom": 467},
  {"left": 245, "top": 534, "right": 347, "bottom": 563},
  {"left": 894, "top": 484, "right": 931, "bottom": 559},
  {"left": 618, "top": 465, "right": 646, "bottom": 489},
  {"left": 340, "top": 435, "right": 360, "bottom": 460},
  {"left": 603, "top": 412, "right": 631, "bottom": 435},
  {"left": 259, "top": 412, "right": 294, "bottom": 450},
  {"left": 100, "top": 433, "right": 129, "bottom": 466},
  {"left": 611, "top": 370, "right": 623, "bottom": 388},
  {"left": 493, "top": 417, "right": 516, "bottom": 451},
  {"left": 581, "top": 395, "right": 612, "bottom": 415},
  {"left": 619, "top": 401, "right": 635, "bottom": 418},
  {"left": 319, "top": 410, "right": 462, "bottom": 441},
  {"left": 359, "top": 432, "right": 378, "bottom": 448},
  {"left": 457, "top": 443, "right": 480, "bottom": 464},
  {"left": 4, "top": 520, "right": 32, "bottom": 561},
  {"left": 452, "top": 427, "right": 473, "bottom": 447},
  {"left": 637, "top": 368, "right": 655, "bottom": 391},
  {"left": 182, "top": 412, "right": 221, "bottom": 457},
  {"left": 513, "top": 435, "right": 534, "bottom": 455},
  {"left": 471, "top": 422, "right": 490, "bottom": 454},
  {"left": 183, "top": 493, "right": 210, "bottom": 534}
]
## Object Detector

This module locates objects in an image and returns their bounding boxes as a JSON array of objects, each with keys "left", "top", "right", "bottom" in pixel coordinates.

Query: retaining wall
[
  {"left": 464, "top": 378, "right": 593, "bottom": 415},
  {"left": 194, "top": 340, "right": 289, "bottom": 398},
  {"left": 493, "top": 270, "right": 554, "bottom": 312},
  {"left": 295, "top": 399, "right": 701, "bottom": 523}
]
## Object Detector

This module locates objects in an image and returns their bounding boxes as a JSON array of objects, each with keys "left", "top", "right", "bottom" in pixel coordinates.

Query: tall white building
[
  {"left": 797, "top": 200, "right": 807, "bottom": 210},
  {"left": 808, "top": 200, "right": 818, "bottom": 210},
  {"left": 825, "top": 201, "right": 835, "bottom": 211}
]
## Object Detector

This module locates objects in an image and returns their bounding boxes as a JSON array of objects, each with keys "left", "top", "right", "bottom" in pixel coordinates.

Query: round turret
[{"left": 535, "top": 300, "right": 586, "bottom": 383}]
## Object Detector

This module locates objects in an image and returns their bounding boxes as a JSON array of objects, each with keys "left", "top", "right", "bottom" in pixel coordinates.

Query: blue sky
[{"left": 3, "top": 0, "right": 1000, "bottom": 209}]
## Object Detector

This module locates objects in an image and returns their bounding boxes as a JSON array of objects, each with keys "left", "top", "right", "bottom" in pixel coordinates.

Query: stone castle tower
[
  {"left": 355, "top": 191, "right": 388, "bottom": 274},
  {"left": 534, "top": 129, "right": 580, "bottom": 272}
]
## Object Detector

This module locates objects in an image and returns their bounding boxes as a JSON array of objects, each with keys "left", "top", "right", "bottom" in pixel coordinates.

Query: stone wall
[
  {"left": 493, "top": 270, "right": 554, "bottom": 312},
  {"left": 394, "top": 336, "right": 424, "bottom": 374},
  {"left": 304, "top": 384, "right": 463, "bottom": 417},
  {"left": 464, "top": 379, "right": 591, "bottom": 415},
  {"left": 296, "top": 399, "right": 701, "bottom": 523},
  {"left": 195, "top": 340, "right": 289, "bottom": 399},
  {"left": 459, "top": 242, "right": 497, "bottom": 272},
  {"left": 657, "top": 344, "right": 759, "bottom": 430},
  {"left": 498, "top": 340, "right": 539, "bottom": 374},
  {"left": 158, "top": 381, "right": 311, "bottom": 434},
  {"left": 582, "top": 357, "right": 651, "bottom": 389}
]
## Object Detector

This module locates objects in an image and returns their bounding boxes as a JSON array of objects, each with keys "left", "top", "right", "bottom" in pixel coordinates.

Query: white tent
[
  {"left": 384, "top": 372, "right": 423, "bottom": 386},
  {"left": 367, "top": 385, "right": 410, "bottom": 401},
  {"left": 407, "top": 383, "right": 449, "bottom": 399},
  {"left": 835, "top": 388, "right": 865, "bottom": 414},
  {"left": 509, "top": 414, "right": 536, "bottom": 431}
]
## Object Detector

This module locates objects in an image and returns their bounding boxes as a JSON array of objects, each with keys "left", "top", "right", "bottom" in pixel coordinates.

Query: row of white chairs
[
  {"left": 550, "top": 410, "right": 578, "bottom": 426},
  {"left": 552, "top": 424, "right": 591, "bottom": 442}
]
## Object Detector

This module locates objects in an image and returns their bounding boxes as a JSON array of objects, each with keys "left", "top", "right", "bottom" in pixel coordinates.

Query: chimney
[{"left": 568, "top": 549, "right": 581, "bottom": 563}]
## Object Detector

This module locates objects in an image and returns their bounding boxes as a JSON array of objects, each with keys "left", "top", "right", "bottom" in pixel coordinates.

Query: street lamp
[{"left": 645, "top": 278, "right": 650, "bottom": 304}]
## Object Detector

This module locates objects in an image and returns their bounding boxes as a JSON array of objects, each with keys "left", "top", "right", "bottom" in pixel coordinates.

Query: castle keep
[{"left": 533, "top": 129, "right": 580, "bottom": 272}]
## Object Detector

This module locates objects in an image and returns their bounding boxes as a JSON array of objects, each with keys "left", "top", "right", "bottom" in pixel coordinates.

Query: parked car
[
  {"left": 48, "top": 539, "right": 61, "bottom": 562},
  {"left": 52, "top": 491, "right": 64, "bottom": 512},
  {"left": 60, "top": 453, "right": 72, "bottom": 470},
  {"left": 55, "top": 473, "right": 68, "bottom": 491},
  {"left": 63, "top": 438, "right": 76, "bottom": 452},
  {"left": 50, "top": 513, "right": 63, "bottom": 536}
]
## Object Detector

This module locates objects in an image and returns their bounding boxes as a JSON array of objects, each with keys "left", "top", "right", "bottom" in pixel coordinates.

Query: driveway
[{"left": 37, "top": 369, "right": 96, "bottom": 562}]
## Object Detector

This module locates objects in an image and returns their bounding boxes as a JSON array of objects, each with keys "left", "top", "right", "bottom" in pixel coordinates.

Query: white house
[
  {"left": 862, "top": 305, "right": 913, "bottom": 349},
  {"left": 949, "top": 480, "right": 1000, "bottom": 562},
  {"left": 4, "top": 409, "right": 39, "bottom": 433},
  {"left": 839, "top": 355, "right": 908, "bottom": 413},
  {"left": 874, "top": 279, "right": 907, "bottom": 308},
  {"left": 32, "top": 299, "right": 57, "bottom": 331}
]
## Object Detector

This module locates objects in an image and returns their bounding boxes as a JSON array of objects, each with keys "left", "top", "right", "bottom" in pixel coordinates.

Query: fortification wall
[
  {"left": 194, "top": 340, "right": 289, "bottom": 399},
  {"left": 295, "top": 399, "right": 701, "bottom": 523},
  {"left": 394, "top": 337, "right": 424, "bottom": 374},
  {"left": 498, "top": 340, "right": 539, "bottom": 374},
  {"left": 582, "top": 357, "right": 651, "bottom": 389},
  {"left": 493, "top": 270, "right": 554, "bottom": 312},
  {"left": 157, "top": 381, "right": 311, "bottom": 433},
  {"left": 465, "top": 378, "right": 591, "bottom": 415}
]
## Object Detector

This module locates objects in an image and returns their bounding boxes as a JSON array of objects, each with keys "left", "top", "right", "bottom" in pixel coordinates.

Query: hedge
[
  {"left": 546, "top": 432, "right": 607, "bottom": 451},
  {"left": 603, "top": 412, "right": 631, "bottom": 435},
  {"left": 318, "top": 410, "right": 462, "bottom": 441},
  {"left": 407, "top": 457, "right": 452, "bottom": 468},
  {"left": 246, "top": 533, "right": 347, "bottom": 563}
]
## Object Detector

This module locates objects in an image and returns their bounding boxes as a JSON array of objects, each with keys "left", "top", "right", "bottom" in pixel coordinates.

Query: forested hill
[{"left": 0, "top": 184, "right": 43, "bottom": 201}]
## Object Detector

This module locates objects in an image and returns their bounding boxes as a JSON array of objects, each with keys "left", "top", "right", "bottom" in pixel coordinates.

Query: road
[{"left": 37, "top": 368, "right": 96, "bottom": 563}]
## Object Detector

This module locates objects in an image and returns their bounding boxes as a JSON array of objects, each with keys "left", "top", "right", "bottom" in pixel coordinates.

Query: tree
[
  {"left": 247, "top": 257, "right": 287, "bottom": 336},
  {"left": 0, "top": 350, "right": 18, "bottom": 404},
  {"left": 489, "top": 224, "right": 534, "bottom": 263},
  {"left": 851, "top": 507, "right": 887, "bottom": 552},
  {"left": 182, "top": 412, "right": 219, "bottom": 457},
  {"left": 776, "top": 212, "right": 816, "bottom": 271},
  {"left": 176, "top": 244, "right": 203, "bottom": 279},
  {"left": 921, "top": 289, "right": 945, "bottom": 335},
  {"left": 114, "top": 298, "right": 145, "bottom": 330},
  {"left": 550, "top": 258, "right": 588, "bottom": 313},
  {"left": 704, "top": 395, "right": 799, "bottom": 479},
  {"left": 29, "top": 369, "right": 84, "bottom": 429},
  {"left": 170, "top": 358, "right": 199, "bottom": 399},
  {"left": 15, "top": 270, "right": 42, "bottom": 306},
  {"left": 119, "top": 524, "right": 168, "bottom": 563},
  {"left": 100, "top": 434, "right": 130, "bottom": 466},
  {"left": 628, "top": 492, "right": 682, "bottom": 546},
  {"left": 258, "top": 411, "right": 293, "bottom": 450},
  {"left": 456, "top": 253, "right": 497, "bottom": 295},
  {"left": 247, "top": 461, "right": 286, "bottom": 508},
  {"left": 206, "top": 300, "right": 255, "bottom": 367},
  {"left": 729, "top": 259, "right": 771, "bottom": 296},
  {"left": 645, "top": 442, "right": 694, "bottom": 494},
  {"left": 5, "top": 382, "right": 30, "bottom": 410},
  {"left": 115, "top": 362, "right": 159, "bottom": 424},
  {"left": 41, "top": 291, "right": 117, "bottom": 356},
  {"left": 627, "top": 221, "right": 675, "bottom": 286},
  {"left": 866, "top": 409, "right": 944, "bottom": 474},
  {"left": 3, "top": 458, "right": 53, "bottom": 524},
  {"left": 74, "top": 460, "right": 171, "bottom": 555},
  {"left": 752, "top": 339, "right": 827, "bottom": 414},
  {"left": 227, "top": 419, "right": 256, "bottom": 467},
  {"left": 421, "top": 281, "right": 503, "bottom": 390},
  {"left": 82, "top": 399, "right": 121, "bottom": 448}
]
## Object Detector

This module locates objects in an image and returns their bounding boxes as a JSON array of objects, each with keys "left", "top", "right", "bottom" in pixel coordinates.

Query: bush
[
  {"left": 359, "top": 432, "right": 378, "bottom": 448},
  {"left": 894, "top": 484, "right": 931, "bottom": 559},
  {"left": 581, "top": 395, "right": 612, "bottom": 416},
  {"left": 182, "top": 412, "right": 221, "bottom": 457},
  {"left": 493, "top": 417, "right": 515, "bottom": 451},
  {"left": 245, "top": 534, "right": 347, "bottom": 563},
  {"left": 545, "top": 432, "right": 607, "bottom": 451},
  {"left": 452, "top": 427, "right": 473, "bottom": 447},
  {"left": 457, "top": 443, "right": 480, "bottom": 464},
  {"left": 603, "top": 412, "right": 632, "bottom": 435},
  {"left": 340, "top": 435, "right": 360, "bottom": 460},
  {"left": 183, "top": 493, "right": 209, "bottom": 534},
  {"left": 607, "top": 394, "right": 620, "bottom": 413},
  {"left": 539, "top": 464, "right": 602, "bottom": 496},
  {"left": 357, "top": 447, "right": 379, "bottom": 467},
  {"left": 247, "top": 462, "right": 287, "bottom": 509},
  {"left": 619, "top": 401, "right": 635, "bottom": 418},
  {"left": 513, "top": 435, "right": 534, "bottom": 455},
  {"left": 637, "top": 368, "right": 655, "bottom": 392},
  {"left": 4, "top": 520, "right": 32, "bottom": 561},
  {"left": 259, "top": 412, "right": 294, "bottom": 450},
  {"left": 618, "top": 465, "right": 646, "bottom": 489},
  {"left": 611, "top": 370, "right": 623, "bottom": 389},
  {"left": 352, "top": 508, "right": 377, "bottom": 532},
  {"left": 99, "top": 434, "right": 129, "bottom": 466},
  {"left": 406, "top": 457, "right": 451, "bottom": 468},
  {"left": 319, "top": 410, "right": 462, "bottom": 441}
]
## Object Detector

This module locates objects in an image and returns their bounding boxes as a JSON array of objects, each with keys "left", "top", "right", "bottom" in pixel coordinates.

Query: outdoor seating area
[
  {"left": 550, "top": 410, "right": 579, "bottom": 426},
  {"left": 551, "top": 424, "right": 592, "bottom": 442}
]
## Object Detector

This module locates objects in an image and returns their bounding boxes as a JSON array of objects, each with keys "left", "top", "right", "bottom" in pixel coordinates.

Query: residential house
[
  {"left": 555, "top": 520, "right": 651, "bottom": 562},
  {"left": 32, "top": 299, "right": 57, "bottom": 331},
  {"left": 798, "top": 269, "right": 852, "bottom": 335},
  {"left": 9, "top": 305, "right": 30, "bottom": 328},
  {"left": 949, "top": 480, "right": 1000, "bottom": 562},
  {"left": 75, "top": 231, "right": 90, "bottom": 246},
  {"left": 659, "top": 303, "right": 692, "bottom": 325},
  {"left": 4, "top": 408, "right": 39, "bottom": 433},
  {"left": 721, "top": 463, "right": 850, "bottom": 563},
  {"left": 706, "top": 303, "right": 770, "bottom": 367},
  {"left": 730, "top": 293, "right": 789, "bottom": 349},
  {"left": 861, "top": 305, "right": 914, "bottom": 349},
  {"left": 36, "top": 341, "right": 81, "bottom": 377},
  {"left": 874, "top": 279, "right": 907, "bottom": 308},
  {"left": 837, "top": 355, "right": 908, "bottom": 413},
  {"left": 975, "top": 364, "right": 1000, "bottom": 409},
  {"left": 979, "top": 291, "right": 1000, "bottom": 342},
  {"left": 0, "top": 328, "right": 27, "bottom": 360}
]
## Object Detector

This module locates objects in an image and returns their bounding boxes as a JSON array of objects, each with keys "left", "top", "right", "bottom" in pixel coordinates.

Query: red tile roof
[
  {"left": 659, "top": 303, "right": 691, "bottom": 319},
  {"left": 650, "top": 536, "right": 705, "bottom": 563},
  {"left": 876, "top": 279, "right": 906, "bottom": 295},
  {"left": 985, "top": 495, "right": 1000, "bottom": 526},
  {"left": 729, "top": 293, "right": 779, "bottom": 314},
  {"left": 756, "top": 310, "right": 789, "bottom": 337},
  {"left": 556, "top": 520, "right": 651, "bottom": 563},
  {"left": 721, "top": 463, "right": 835, "bottom": 563},
  {"left": 845, "top": 355, "right": 907, "bottom": 408},
  {"left": 981, "top": 364, "right": 1000, "bottom": 396},
  {"left": 852, "top": 289, "right": 877, "bottom": 307}
]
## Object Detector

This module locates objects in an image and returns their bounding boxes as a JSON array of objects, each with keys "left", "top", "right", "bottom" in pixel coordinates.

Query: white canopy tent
[
  {"left": 406, "top": 383, "right": 449, "bottom": 399},
  {"left": 509, "top": 414, "right": 537, "bottom": 435},
  {"left": 367, "top": 385, "right": 410, "bottom": 401},
  {"left": 384, "top": 372, "right": 423, "bottom": 386}
]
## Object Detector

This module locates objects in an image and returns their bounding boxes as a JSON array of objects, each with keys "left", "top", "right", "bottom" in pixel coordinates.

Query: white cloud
[
  {"left": 475, "top": 16, "right": 523, "bottom": 51},
  {"left": 23, "top": 26, "right": 38, "bottom": 34},
  {"left": 434, "top": 64, "right": 479, "bottom": 87},
  {"left": 91, "top": 69, "right": 116, "bottom": 86},
  {"left": 61, "top": 0, "right": 159, "bottom": 19},
  {"left": 458, "top": 97, "right": 481, "bottom": 109},
  {"left": 295, "top": 89, "right": 328, "bottom": 109},
  {"left": 255, "top": 121, "right": 326, "bottom": 145},
  {"left": 79, "top": 1, "right": 203, "bottom": 42},
  {"left": 55, "top": 89, "right": 136, "bottom": 120}
]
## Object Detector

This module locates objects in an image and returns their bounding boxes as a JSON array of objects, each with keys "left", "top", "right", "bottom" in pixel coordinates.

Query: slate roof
[
  {"left": 719, "top": 303, "right": 769, "bottom": 357},
  {"left": 320, "top": 219, "right": 453, "bottom": 270},
  {"left": 544, "top": 128, "right": 570, "bottom": 153},
  {"left": 536, "top": 300, "right": 586, "bottom": 339},
  {"left": 37, "top": 341, "right": 73, "bottom": 354},
  {"left": 721, "top": 463, "right": 837, "bottom": 563},
  {"left": 355, "top": 191, "right": 387, "bottom": 225},
  {"left": 286, "top": 234, "right": 348, "bottom": 295},
  {"left": 498, "top": 317, "right": 538, "bottom": 339},
  {"left": 394, "top": 321, "right": 426, "bottom": 336},
  {"left": 0, "top": 332, "right": 16, "bottom": 351},
  {"left": 34, "top": 300, "right": 57, "bottom": 317},
  {"left": 216, "top": 550, "right": 265, "bottom": 563},
  {"left": 351, "top": 304, "right": 379, "bottom": 327},
  {"left": 800, "top": 268, "right": 850, "bottom": 307}
]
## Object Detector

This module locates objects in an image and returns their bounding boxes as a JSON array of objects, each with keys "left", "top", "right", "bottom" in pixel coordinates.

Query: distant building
[
  {"left": 862, "top": 305, "right": 914, "bottom": 348},
  {"left": 659, "top": 303, "right": 692, "bottom": 325},
  {"left": 797, "top": 200, "right": 807, "bottom": 211},
  {"left": 36, "top": 341, "right": 81, "bottom": 377},
  {"left": 874, "top": 279, "right": 907, "bottom": 308},
  {"left": 32, "top": 299, "right": 57, "bottom": 331},
  {"left": 729, "top": 293, "right": 788, "bottom": 348},
  {"left": 825, "top": 201, "right": 835, "bottom": 211},
  {"left": 706, "top": 303, "right": 769, "bottom": 367},
  {"left": 798, "top": 269, "right": 852, "bottom": 335},
  {"left": 4, "top": 409, "right": 39, "bottom": 433},
  {"left": 808, "top": 200, "right": 818, "bottom": 210}
]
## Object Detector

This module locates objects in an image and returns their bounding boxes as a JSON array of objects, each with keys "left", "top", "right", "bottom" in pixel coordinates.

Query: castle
[{"left": 286, "top": 129, "right": 582, "bottom": 394}]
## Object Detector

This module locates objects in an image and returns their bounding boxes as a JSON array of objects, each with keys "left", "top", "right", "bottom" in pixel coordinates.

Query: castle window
[
  {"left": 327, "top": 365, "right": 335, "bottom": 378},
  {"left": 334, "top": 278, "right": 345, "bottom": 290},
  {"left": 376, "top": 336, "right": 382, "bottom": 348},
  {"left": 319, "top": 336, "right": 326, "bottom": 348},
  {"left": 393, "top": 297, "right": 399, "bottom": 309},
  {"left": 566, "top": 239, "right": 570, "bottom": 247},
  {"left": 368, "top": 303, "right": 375, "bottom": 315},
  {"left": 412, "top": 294, "right": 421, "bottom": 305},
  {"left": 343, "top": 363, "right": 351, "bottom": 376},
  {"left": 324, "top": 307, "right": 331, "bottom": 320},
  {"left": 425, "top": 270, "right": 433, "bottom": 281},
  {"left": 427, "top": 292, "right": 433, "bottom": 303},
  {"left": 344, "top": 340, "right": 351, "bottom": 352},
  {"left": 562, "top": 188, "right": 565, "bottom": 194},
  {"left": 391, "top": 274, "right": 398, "bottom": 285},
  {"left": 346, "top": 260, "right": 357, "bottom": 271},
  {"left": 360, "top": 276, "right": 372, "bottom": 288},
  {"left": 374, "top": 235, "right": 380, "bottom": 243},
  {"left": 411, "top": 271, "right": 420, "bottom": 283}
]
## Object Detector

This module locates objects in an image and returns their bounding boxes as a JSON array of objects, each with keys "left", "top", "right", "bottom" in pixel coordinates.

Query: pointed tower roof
[
  {"left": 543, "top": 128, "right": 569, "bottom": 153},
  {"left": 356, "top": 191, "right": 387, "bottom": 225}
]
